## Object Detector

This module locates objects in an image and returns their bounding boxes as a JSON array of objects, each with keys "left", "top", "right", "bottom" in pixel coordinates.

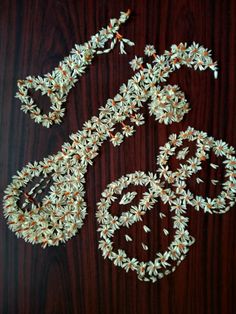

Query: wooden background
[{"left": 0, "top": 0, "right": 236, "bottom": 313}]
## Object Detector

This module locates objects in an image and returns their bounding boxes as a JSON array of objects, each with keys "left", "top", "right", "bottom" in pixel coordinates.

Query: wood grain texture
[{"left": 0, "top": 0, "right": 236, "bottom": 313}]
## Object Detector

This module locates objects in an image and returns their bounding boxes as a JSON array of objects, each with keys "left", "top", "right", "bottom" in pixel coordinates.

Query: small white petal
[
  {"left": 125, "top": 234, "right": 132, "bottom": 242},
  {"left": 143, "top": 225, "right": 151, "bottom": 233},
  {"left": 141, "top": 243, "right": 149, "bottom": 251},
  {"left": 159, "top": 212, "right": 166, "bottom": 219},
  {"left": 196, "top": 177, "right": 203, "bottom": 184},
  {"left": 163, "top": 228, "right": 169, "bottom": 236}
]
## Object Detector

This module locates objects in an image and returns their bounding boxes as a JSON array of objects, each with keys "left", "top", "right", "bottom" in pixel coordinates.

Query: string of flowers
[{"left": 16, "top": 10, "right": 134, "bottom": 127}]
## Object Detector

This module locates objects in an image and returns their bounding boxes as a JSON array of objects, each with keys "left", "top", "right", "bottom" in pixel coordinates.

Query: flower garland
[
  {"left": 16, "top": 10, "right": 134, "bottom": 127},
  {"left": 4, "top": 42, "right": 234, "bottom": 282}
]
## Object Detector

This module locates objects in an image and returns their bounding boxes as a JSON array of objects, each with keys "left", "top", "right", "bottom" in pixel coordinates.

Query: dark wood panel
[{"left": 0, "top": 0, "right": 236, "bottom": 313}]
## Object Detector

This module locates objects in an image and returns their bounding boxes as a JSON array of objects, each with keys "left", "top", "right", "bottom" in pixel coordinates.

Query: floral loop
[
  {"left": 3, "top": 154, "right": 87, "bottom": 247},
  {"left": 96, "top": 172, "right": 195, "bottom": 282},
  {"left": 17, "top": 78, "right": 66, "bottom": 127},
  {"left": 157, "top": 127, "right": 236, "bottom": 214}
]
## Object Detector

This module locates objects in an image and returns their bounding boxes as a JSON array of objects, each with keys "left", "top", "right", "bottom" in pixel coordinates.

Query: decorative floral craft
[
  {"left": 157, "top": 128, "right": 236, "bottom": 214},
  {"left": 4, "top": 40, "right": 235, "bottom": 281},
  {"left": 96, "top": 171, "right": 196, "bottom": 282},
  {"left": 16, "top": 10, "right": 134, "bottom": 127},
  {"left": 96, "top": 127, "right": 236, "bottom": 282}
]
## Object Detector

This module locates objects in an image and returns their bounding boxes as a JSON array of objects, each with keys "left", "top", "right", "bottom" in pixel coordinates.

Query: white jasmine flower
[
  {"left": 144, "top": 45, "right": 156, "bottom": 57},
  {"left": 129, "top": 56, "right": 144, "bottom": 71},
  {"left": 119, "top": 191, "right": 137, "bottom": 205},
  {"left": 110, "top": 132, "right": 124, "bottom": 146},
  {"left": 113, "top": 249, "right": 127, "bottom": 266},
  {"left": 177, "top": 147, "right": 189, "bottom": 160},
  {"left": 123, "top": 258, "right": 138, "bottom": 272}
]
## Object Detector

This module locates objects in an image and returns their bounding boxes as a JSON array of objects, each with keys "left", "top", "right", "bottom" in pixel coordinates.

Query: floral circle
[
  {"left": 96, "top": 171, "right": 195, "bottom": 282},
  {"left": 148, "top": 85, "right": 190, "bottom": 124},
  {"left": 157, "top": 127, "right": 236, "bottom": 214}
]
